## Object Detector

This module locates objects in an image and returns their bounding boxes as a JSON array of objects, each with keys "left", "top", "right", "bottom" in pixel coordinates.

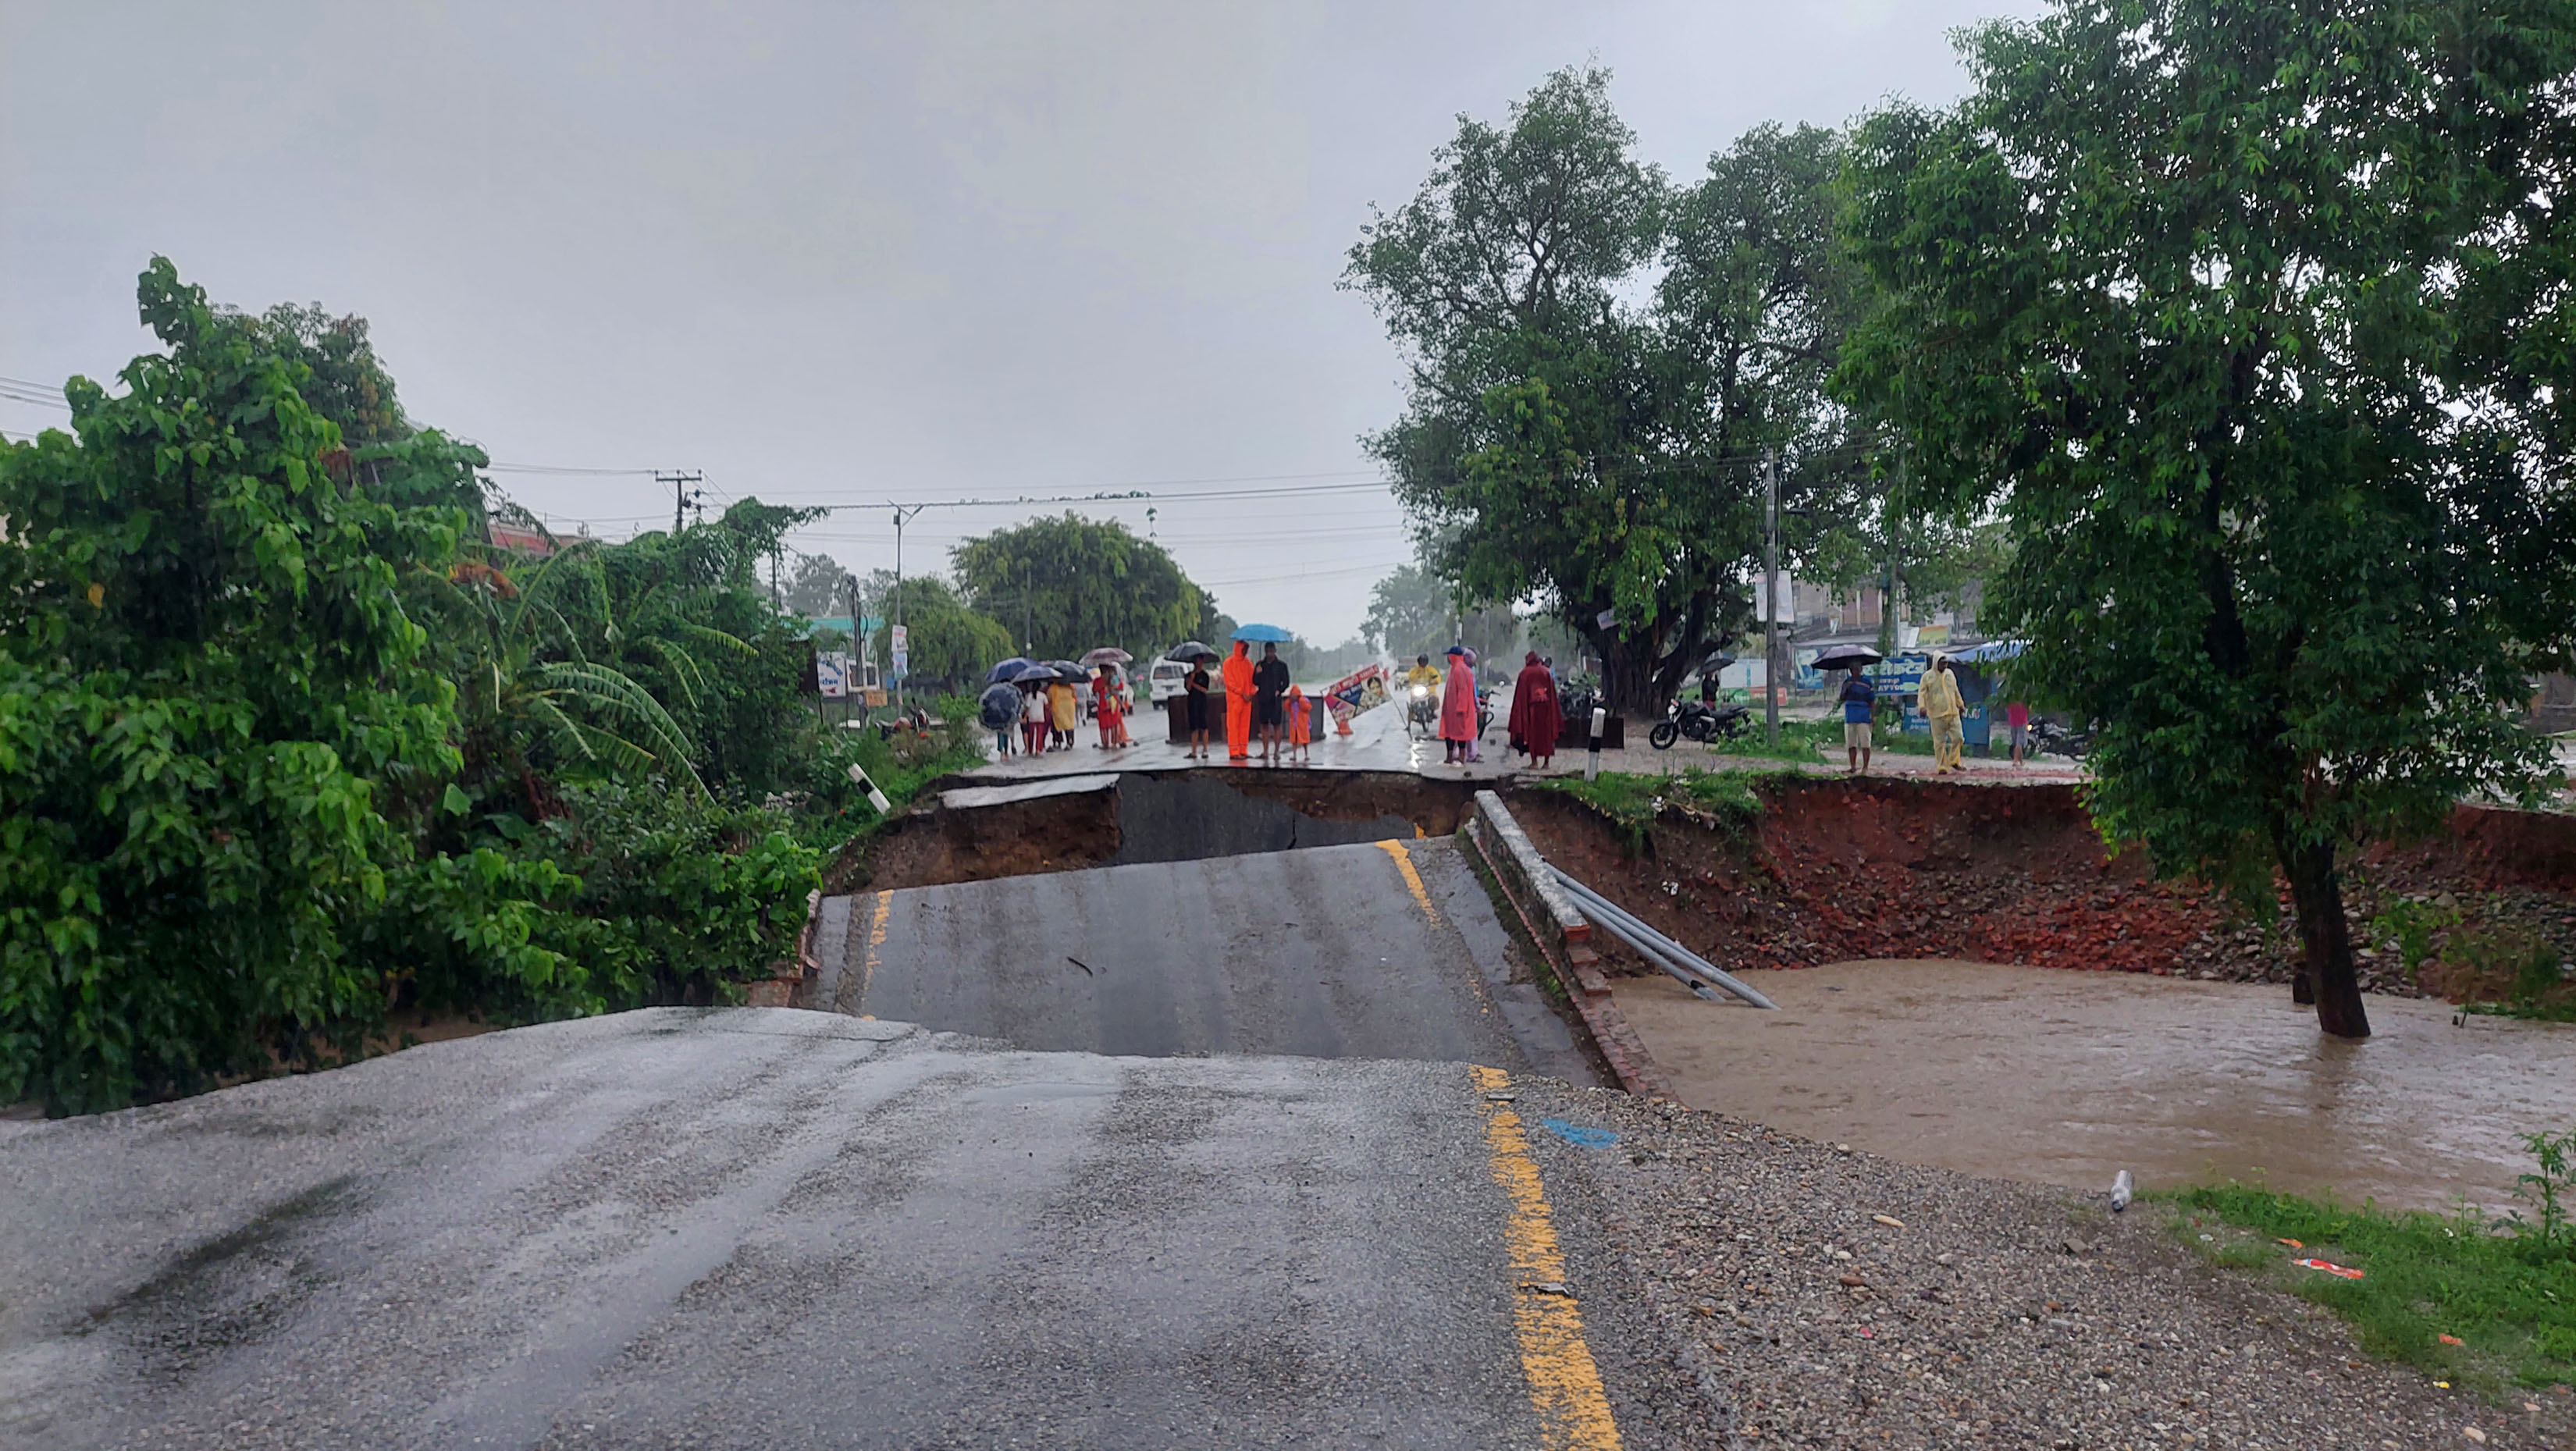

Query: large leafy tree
[
  {"left": 1347, "top": 71, "right": 1864, "bottom": 710},
  {"left": 1839, "top": 1, "right": 2576, "bottom": 1037},
  {"left": 951, "top": 513, "right": 1208, "bottom": 661},
  {"left": 863, "top": 572, "right": 1016, "bottom": 688},
  {"left": 0, "top": 259, "right": 473, "bottom": 1110}
]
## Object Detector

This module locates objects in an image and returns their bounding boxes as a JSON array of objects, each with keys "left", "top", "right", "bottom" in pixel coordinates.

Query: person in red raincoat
[
  {"left": 1506, "top": 650, "right": 1560, "bottom": 772},
  {"left": 1439, "top": 646, "right": 1478, "bottom": 765},
  {"left": 1222, "top": 640, "right": 1254, "bottom": 760}
]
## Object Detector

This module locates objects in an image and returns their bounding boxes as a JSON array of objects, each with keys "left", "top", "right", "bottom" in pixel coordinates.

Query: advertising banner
[
  {"left": 817, "top": 651, "right": 850, "bottom": 700},
  {"left": 888, "top": 624, "right": 909, "bottom": 682},
  {"left": 1323, "top": 663, "right": 1390, "bottom": 724}
]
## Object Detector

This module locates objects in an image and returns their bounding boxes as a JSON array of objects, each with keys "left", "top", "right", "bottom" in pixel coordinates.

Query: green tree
[
  {"left": 781, "top": 550, "right": 855, "bottom": 617},
  {"left": 1346, "top": 71, "right": 1863, "bottom": 711},
  {"left": 951, "top": 514, "right": 1208, "bottom": 661},
  {"left": 0, "top": 259, "right": 472, "bottom": 1111},
  {"left": 865, "top": 573, "right": 1016, "bottom": 688},
  {"left": 1838, "top": 0, "right": 2576, "bottom": 1037}
]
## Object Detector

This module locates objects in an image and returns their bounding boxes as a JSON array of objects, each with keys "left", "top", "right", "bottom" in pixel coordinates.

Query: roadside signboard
[
  {"left": 889, "top": 624, "right": 909, "bottom": 681},
  {"left": 817, "top": 651, "right": 850, "bottom": 700},
  {"left": 1324, "top": 663, "right": 1389, "bottom": 724}
]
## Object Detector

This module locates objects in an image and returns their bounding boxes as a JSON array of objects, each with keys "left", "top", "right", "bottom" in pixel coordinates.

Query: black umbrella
[
  {"left": 1168, "top": 640, "right": 1219, "bottom": 663},
  {"left": 1010, "top": 663, "right": 1059, "bottom": 684},
  {"left": 1809, "top": 644, "right": 1884, "bottom": 673},
  {"left": 1699, "top": 652, "right": 1738, "bottom": 675}
]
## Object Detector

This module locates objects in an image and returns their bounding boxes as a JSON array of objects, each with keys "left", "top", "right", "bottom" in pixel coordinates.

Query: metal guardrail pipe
[{"left": 1546, "top": 867, "right": 1781, "bottom": 1011}]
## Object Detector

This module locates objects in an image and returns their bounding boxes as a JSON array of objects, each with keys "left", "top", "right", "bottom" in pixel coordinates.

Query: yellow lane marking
[
  {"left": 856, "top": 890, "right": 892, "bottom": 1017},
  {"left": 1471, "top": 1064, "right": 1624, "bottom": 1450},
  {"left": 1376, "top": 838, "right": 1443, "bottom": 926}
]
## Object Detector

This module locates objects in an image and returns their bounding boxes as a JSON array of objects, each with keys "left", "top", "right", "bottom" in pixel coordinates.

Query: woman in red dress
[{"left": 1091, "top": 665, "right": 1124, "bottom": 749}]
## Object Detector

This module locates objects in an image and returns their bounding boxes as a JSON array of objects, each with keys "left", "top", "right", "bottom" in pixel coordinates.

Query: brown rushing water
[{"left": 1617, "top": 958, "right": 2576, "bottom": 1214}]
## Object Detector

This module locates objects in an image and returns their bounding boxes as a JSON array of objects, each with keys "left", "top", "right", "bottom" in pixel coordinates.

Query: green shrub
[{"left": 0, "top": 261, "right": 473, "bottom": 1113}]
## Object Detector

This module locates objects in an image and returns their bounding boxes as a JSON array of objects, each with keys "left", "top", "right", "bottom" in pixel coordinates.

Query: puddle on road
[{"left": 1617, "top": 958, "right": 2576, "bottom": 1214}]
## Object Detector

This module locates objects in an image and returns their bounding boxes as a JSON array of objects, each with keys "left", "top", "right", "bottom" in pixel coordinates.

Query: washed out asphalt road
[
  {"left": 829, "top": 835, "right": 1598, "bottom": 1086},
  {"left": 0, "top": 1009, "right": 1670, "bottom": 1450}
]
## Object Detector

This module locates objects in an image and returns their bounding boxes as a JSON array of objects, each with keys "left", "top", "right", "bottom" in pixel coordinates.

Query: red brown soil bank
[{"left": 1501, "top": 777, "right": 2576, "bottom": 997}]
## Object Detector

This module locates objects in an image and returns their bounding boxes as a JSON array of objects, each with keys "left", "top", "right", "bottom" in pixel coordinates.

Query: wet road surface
[
  {"left": 0, "top": 1010, "right": 1635, "bottom": 1450},
  {"left": 831, "top": 836, "right": 1599, "bottom": 1086},
  {"left": 1618, "top": 957, "right": 2576, "bottom": 1211}
]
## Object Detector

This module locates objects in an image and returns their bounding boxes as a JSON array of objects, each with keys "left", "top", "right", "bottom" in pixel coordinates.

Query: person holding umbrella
[
  {"left": 1091, "top": 663, "right": 1125, "bottom": 750},
  {"left": 1045, "top": 672, "right": 1080, "bottom": 751},
  {"left": 979, "top": 679, "right": 1022, "bottom": 757},
  {"left": 1838, "top": 665, "right": 1877, "bottom": 774},
  {"left": 1252, "top": 642, "right": 1290, "bottom": 761}
]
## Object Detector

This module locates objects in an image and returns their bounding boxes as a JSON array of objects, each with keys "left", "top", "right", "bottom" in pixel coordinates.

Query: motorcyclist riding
[{"left": 1403, "top": 654, "right": 1442, "bottom": 738}]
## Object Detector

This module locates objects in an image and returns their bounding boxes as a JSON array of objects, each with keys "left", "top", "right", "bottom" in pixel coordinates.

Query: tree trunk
[{"left": 2282, "top": 838, "right": 2369, "bottom": 1039}]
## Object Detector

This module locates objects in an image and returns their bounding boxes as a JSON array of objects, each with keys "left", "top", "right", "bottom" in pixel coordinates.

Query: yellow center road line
[
  {"left": 856, "top": 890, "right": 892, "bottom": 1018},
  {"left": 1471, "top": 1064, "right": 1624, "bottom": 1451},
  {"left": 1375, "top": 838, "right": 1444, "bottom": 927}
]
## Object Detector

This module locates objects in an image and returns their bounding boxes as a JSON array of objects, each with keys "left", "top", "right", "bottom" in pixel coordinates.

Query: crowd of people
[
  {"left": 980, "top": 662, "right": 1133, "bottom": 756},
  {"left": 973, "top": 638, "right": 2037, "bottom": 778},
  {"left": 1186, "top": 641, "right": 1315, "bottom": 763}
]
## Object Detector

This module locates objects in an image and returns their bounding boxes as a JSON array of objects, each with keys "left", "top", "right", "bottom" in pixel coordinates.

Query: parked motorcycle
[
  {"left": 2026, "top": 719, "right": 2091, "bottom": 760},
  {"left": 1648, "top": 698, "right": 1750, "bottom": 750}
]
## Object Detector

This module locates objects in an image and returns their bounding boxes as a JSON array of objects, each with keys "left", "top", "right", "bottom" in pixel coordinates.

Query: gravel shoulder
[{"left": 1510, "top": 1079, "right": 2574, "bottom": 1449}]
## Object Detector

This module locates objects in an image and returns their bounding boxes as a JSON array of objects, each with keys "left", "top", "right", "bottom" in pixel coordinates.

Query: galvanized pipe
[{"left": 1548, "top": 867, "right": 1780, "bottom": 1011}]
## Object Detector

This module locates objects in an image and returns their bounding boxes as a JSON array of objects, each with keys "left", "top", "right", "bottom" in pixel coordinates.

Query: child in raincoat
[{"left": 1286, "top": 685, "right": 1311, "bottom": 763}]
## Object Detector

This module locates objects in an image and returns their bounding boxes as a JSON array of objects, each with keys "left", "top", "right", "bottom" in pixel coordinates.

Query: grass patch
[
  {"left": 2165, "top": 1179, "right": 2576, "bottom": 1392},
  {"left": 1531, "top": 767, "right": 1794, "bottom": 849}
]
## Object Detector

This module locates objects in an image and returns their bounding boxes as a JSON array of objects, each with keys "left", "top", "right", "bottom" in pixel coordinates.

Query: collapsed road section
[{"left": 817, "top": 832, "right": 1596, "bottom": 1086}]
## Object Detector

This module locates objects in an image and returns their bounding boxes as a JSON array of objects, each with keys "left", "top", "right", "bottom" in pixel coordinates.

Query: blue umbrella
[
  {"left": 987, "top": 656, "right": 1037, "bottom": 683},
  {"left": 1231, "top": 622, "right": 1293, "bottom": 643}
]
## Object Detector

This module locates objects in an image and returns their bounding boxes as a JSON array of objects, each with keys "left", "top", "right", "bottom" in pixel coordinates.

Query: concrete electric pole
[{"left": 1763, "top": 450, "right": 1781, "bottom": 747}]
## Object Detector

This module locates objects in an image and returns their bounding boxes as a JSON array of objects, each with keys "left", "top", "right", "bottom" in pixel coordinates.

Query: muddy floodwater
[{"left": 1617, "top": 958, "right": 2576, "bottom": 1214}]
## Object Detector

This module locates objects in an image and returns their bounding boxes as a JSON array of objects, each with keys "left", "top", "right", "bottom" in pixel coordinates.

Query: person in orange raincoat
[
  {"left": 1285, "top": 684, "right": 1311, "bottom": 763},
  {"left": 1222, "top": 640, "right": 1254, "bottom": 759}
]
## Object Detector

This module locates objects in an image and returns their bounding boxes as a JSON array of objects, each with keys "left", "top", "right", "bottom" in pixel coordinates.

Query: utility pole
[
  {"left": 1880, "top": 455, "right": 1904, "bottom": 660},
  {"left": 1763, "top": 450, "right": 1781, "bottom": 747},
  {"left": 891, "top": 502, "right": 926, "bottom": 709},
  {"left": 657, "top": 471, "right": 704, "bottom": 533}
]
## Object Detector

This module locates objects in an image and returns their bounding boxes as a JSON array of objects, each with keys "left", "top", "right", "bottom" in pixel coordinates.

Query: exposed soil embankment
[
  {"left": 843, "top": 768, "right": 1482, "bottom": 893},
  {"left": 1504, "top": 777, "right": 2576, "bottom": 994}
]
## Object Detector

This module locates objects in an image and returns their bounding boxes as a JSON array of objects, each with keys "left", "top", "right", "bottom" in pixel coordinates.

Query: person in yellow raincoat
[
  {"left": 1222, "top": 640, "right": 1254, "bottom": 760},
  {"left": 1921, "top": 655, "right": 1966, "bottom": 773}
]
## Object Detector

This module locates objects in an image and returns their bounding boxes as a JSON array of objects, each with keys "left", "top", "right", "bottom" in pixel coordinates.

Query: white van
[{"left": 1148, "top": 656, "right": 1190, "bottom": 704}]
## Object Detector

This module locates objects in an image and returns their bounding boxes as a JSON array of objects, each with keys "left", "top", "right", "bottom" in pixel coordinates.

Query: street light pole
[
  {"left": 891, "top": 502, "right": 925, "bottom": 709},
  {"left": 1763, "top": 450, "right": 1781, "bottom": 748}
]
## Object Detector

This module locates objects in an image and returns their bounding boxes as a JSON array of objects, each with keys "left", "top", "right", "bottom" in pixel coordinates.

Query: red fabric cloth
[
  {"left": 1439, "top": 656, "right": 1477, "bottom": 742},
  {"left": 1091, "top": 674, "right": 1121, "bottom": 722},
  {"left": 1507, "top": 653, "right": 1558, "bottom": 756}
]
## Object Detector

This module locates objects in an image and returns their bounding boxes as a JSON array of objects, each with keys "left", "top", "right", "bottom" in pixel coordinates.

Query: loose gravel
[{"left": 1517, "top": 1081, "right": 2575, "bottom": 1450}]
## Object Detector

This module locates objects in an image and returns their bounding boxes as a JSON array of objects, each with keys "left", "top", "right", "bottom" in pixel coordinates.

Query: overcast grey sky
[{"left": 2, "top": 0, "right": 2037, "bottom": 643}]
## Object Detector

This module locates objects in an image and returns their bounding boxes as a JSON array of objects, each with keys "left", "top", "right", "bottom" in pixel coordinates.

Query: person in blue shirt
[{"left": 1838, "top": 666, "right": 1877, "bottom": 774}]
